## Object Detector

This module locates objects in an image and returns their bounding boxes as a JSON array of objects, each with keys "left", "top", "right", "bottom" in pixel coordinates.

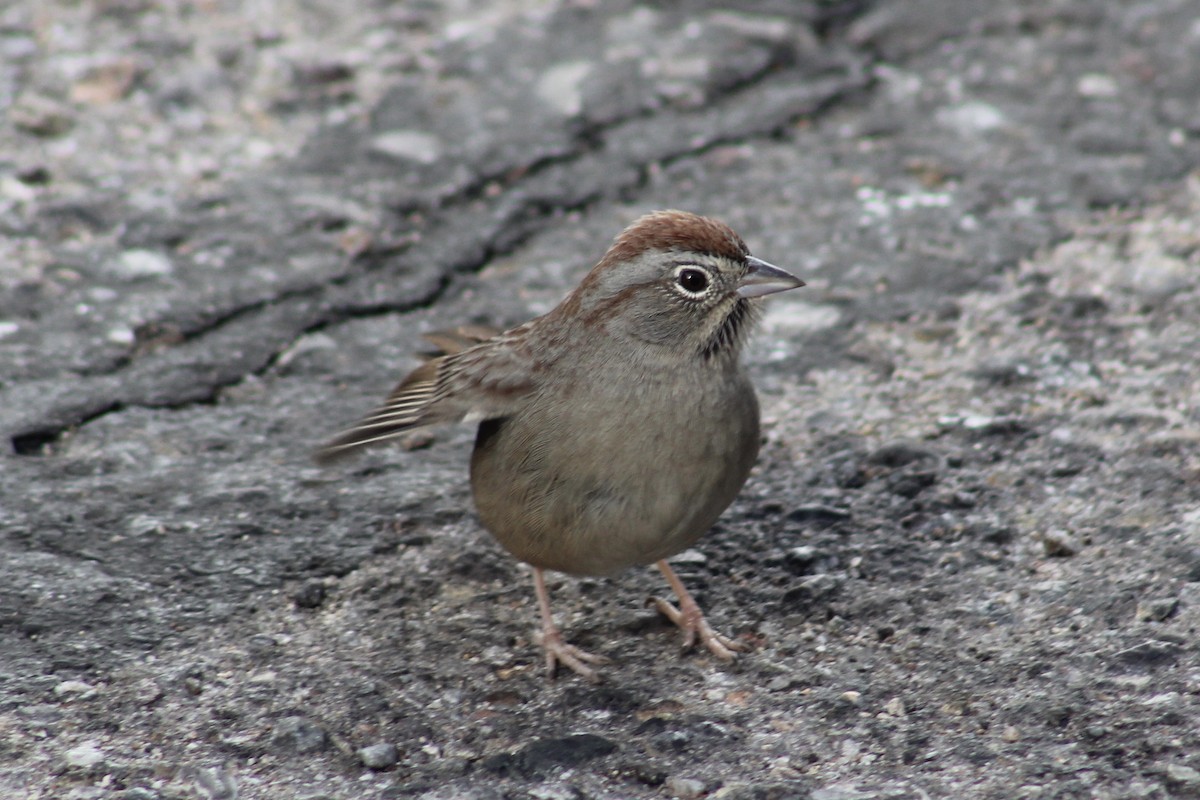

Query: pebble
[
  {"left": 536, "top": 60, "right": 591, "bottom": 117},
  {"left": 121, "top": 789, "right": 161, "bottom": 800},
  {"left": 54, "top": 680, "right": 97, "bottom": 698},
  {"left": 64, "top": 742, "right": 105, "bottom": 768},
  {"left": 1040, "top": 529, "right": 1081, "bottom": 557},
  {"left": 1077, "top": 73, "right": 1119, "bottom": 98},
  {"left": 1136, "top": 597, "right": 1179, "bottom": 622},
  {"left": 1165, "top": 763, "right": 1200, "bottom": 786},
  {"left": 527, "top": 785, "right": 584, "bottom": 800},
  {"left": 109, "top": 249, "right": 174, "bottom": 279},
  {"left": 358, "top": 742, "right": 399, "bottom": 770},
  {"left": 714, "top": 784, "right": 809, "bottom": 800},
  {"left": 272, "top": 716, "right": 329, "bottom": 754},
  {"left": 292, "top": 580, "right": 327, "bottom": 609},
  {"left": 665, "top": 776, "right": 707, "bottom": 799},
  {"left": 936, "top": 100, "right": 1006, "bottom": 134},
  {"left": 370, "top": 130, "right": 442, "bottom": 164},
  {"left": 959, "top": 414, "right": 1027, "bottom": 435},
  {"left": 11, "top": 93, "right": 74, "bottom": 135},
  {"left": 671, "top": 549, "right": 708, "bottom": 565},
  {"left": 784, "top": 546, "right": 818, "bottom": 572},
  {"left": 812, "top": 783, "right": 871, "bottom": 800}
]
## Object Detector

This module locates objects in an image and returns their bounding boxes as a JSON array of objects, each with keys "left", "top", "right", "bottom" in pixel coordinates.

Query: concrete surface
[{"left": 1, "top": 0, "right": 1198, "bottom": 798}]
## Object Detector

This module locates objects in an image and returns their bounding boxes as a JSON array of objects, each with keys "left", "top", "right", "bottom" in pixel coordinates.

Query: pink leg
[
  {"left": 533, "top": 567, "right": 608, "bottom": 683},
  {"left": 650, "top": 560, "right": 746, "bottom": 661}
]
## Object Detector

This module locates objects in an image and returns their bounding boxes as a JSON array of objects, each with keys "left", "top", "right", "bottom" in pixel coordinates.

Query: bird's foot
[
  {"left": 649, "top": 595, "right": 747, "bottom": 662},
  {"left": 539, "top": 628, "right": 609, "bottom": 683}
]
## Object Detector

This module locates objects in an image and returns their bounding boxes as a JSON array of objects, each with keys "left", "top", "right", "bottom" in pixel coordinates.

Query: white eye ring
[{"left": 673, "top": 265, "right": 712, "bottom": 297}]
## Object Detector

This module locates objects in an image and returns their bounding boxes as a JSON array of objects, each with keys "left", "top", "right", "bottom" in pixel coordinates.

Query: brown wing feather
[
  {"left": 314, "top": 325, "right": 534, "bottom": 464},
  {"left": 418, "top": 324, "right": 502, "bottom": 359}
]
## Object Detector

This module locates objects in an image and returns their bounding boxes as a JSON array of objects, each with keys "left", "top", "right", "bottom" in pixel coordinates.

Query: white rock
[
  {"left": 537, "top": 61, "right": 592, "bottom": 117},
  {"left": 370, "top": 130, "right": 442, "bottom": 164},
  {"left": 111, "top": 249, "right": 173, "bottom": 279},
  {"left": 64, "top": 742, "right": 105, "bottom": 768}
]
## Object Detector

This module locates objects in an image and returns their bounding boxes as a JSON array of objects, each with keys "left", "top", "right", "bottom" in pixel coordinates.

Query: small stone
[
  {"left": 1001, "top": 725, "right": 1021, "bottom": 742},
  {"left": 54, "top": 680, "right": 97, "bottom": 698},
  {"left": 786, "top": 545, "right": 817, "bottom": 562},
  {"left": 665, "top": 776, "right": 707, "bottom": 799},
  {"left": 358, "top": 742, "right": 399, "bottom": 770},
  {"left": 246, "top": 634, "right": 280, "bottom": 658},
  {"left": 11, "top": 94, "right": 74, "bottom": 136},
  {"left": 122, "top": 789, "right": 161, "bottom": 800},
  {"left": 107, "top": 326, "right": 136, "bottom": 345},
  {"left": 960, "top": 414, "right": 1027, "bottom": 435},
  {"left": 0, "top": 175, "right": 36, "bottom": 201},
  {"left": 883, "top": 697, "right": 905, "bottom": 717},
  {"left": 135, "top": 679, "right": 164, "bottom": 706},
  {"left": 1165, "top": 763, "right": 1200, "bottom": 786},
  {"left": 292, "top": 60, "right": 355, "bottom": 87},
  {"left": 109, "top": 249, "right": 174, "bottom": 279},
  {"left": 536, "top": 60, "right": 592, "bottom": 117},
  {"left": 1136, "top": 597, "right": 1179, "bottom": 622},
  {"left": 1076, "top": 73, "right": 1119, "bottom": 98},
  {"left": 715, "top": 783, "right": 810, "bottom": 800},
  {"left": 650, "top": 729, "right": 691, "bottom": 753},
  {"left": 840, "top": 691, "right": 862, "bottom": 705},
  {"left": 370, "top": 130, "right": 442, "bottom": 164},
  {"left": 272, "top": 716, "right": 329, "bottom": 754},
  {"left": 292, "top": 580, "right": 327, "bottom": 609},
  {"left": 670, "top": 549, "right": 708, "bottom": 565},
  {"left": 936, "top": 101, "right": 1006, "bottom": 134},
  {"left": 812, "top": 786, "right": 870, "bottom": 800},
  {"left": 15, "top": 164, "right": 49, "bottom": 184},
  {"left": 528, "top": 785, "right": 584, "bottom": 800},
  {"left": 1126, "top": 252, "right": 1192, "bottom": 299},
  {"left": 71, "top": 58, "right": 140, "bottom": 104},
  {"left": 64, "top": 742, "right": 105, "bottom": 768},
  {"left": 1040, "top": 529, "right": 1080, "bottom": 557}
]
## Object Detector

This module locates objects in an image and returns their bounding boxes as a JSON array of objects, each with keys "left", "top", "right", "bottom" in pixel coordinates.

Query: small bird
[{"left": 317, "top": 210, "right": 804, "bottom": 681}]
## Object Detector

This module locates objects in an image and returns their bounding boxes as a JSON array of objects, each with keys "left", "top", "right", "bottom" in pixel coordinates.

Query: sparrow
[{"left": 317, "top": 210, "right": 804, "bottom": 681}]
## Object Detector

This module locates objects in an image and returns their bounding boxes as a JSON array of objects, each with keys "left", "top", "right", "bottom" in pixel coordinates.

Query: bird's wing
[
  {"left": 314, "top": 326, "right": 536, "bottom": 464},
  {"left": 418, "top": 324, "right": 502, "bottom": 358}
]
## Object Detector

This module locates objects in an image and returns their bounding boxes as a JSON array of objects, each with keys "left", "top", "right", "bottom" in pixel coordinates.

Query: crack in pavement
[{"left": 5, "top": 57, "right": 870, "bottom": 454}]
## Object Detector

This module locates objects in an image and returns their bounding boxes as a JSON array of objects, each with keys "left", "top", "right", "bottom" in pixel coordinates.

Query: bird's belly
[{"left": 469, "top": 377, "right": 759, "bottom": 576}]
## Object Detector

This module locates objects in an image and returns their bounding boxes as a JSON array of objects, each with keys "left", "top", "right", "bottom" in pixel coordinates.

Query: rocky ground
[{"left": 1, "top": 1, "right": 1199, "bottom": 798}]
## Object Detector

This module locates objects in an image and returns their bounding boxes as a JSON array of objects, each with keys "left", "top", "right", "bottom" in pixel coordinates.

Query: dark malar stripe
[{"left": 701, "top": 298, "right": 750, "bottom": 360}]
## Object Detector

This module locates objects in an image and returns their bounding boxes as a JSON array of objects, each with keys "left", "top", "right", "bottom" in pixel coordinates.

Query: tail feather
[
  {"left": 314, "top": 359, "right": 442, "bottom": 464},
  {"left": 314, "top": 324, "right": 525, "bottom": 465}
]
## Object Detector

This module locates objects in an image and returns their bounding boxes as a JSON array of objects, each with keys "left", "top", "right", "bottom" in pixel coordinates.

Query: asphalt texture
[{"left": 2, "top": 1, "right": 1199, "bottom": 798}]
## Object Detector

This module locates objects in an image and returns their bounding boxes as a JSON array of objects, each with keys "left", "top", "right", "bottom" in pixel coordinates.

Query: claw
[
  {"left": 533, "top": 567, "right": 609, "bottom": 683},
  {"left": 539, "top": 628, "right": 609, "bottom": 683},
  {"left": 651, "top": 561, "right": 748, "bottom": 661}
]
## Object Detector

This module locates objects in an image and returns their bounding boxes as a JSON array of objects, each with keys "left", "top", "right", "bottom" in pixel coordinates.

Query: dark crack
[{"left": 5, "top": 53, "right": 869, "bottom": 455}]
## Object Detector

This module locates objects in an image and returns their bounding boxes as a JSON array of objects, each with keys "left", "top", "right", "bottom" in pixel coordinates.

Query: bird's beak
[{"left": 737, "top": 256, "right": 805, "bottom": 298}]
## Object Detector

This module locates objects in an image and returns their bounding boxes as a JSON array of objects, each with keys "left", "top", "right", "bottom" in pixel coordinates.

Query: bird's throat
[{"left": 700, "top": 298, "right": 756, "bottom": 361}]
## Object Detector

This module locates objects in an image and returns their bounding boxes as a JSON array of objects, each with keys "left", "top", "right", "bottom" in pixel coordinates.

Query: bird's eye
[{"left": 675, "top": 267, "right": 710, "bottom": 295}]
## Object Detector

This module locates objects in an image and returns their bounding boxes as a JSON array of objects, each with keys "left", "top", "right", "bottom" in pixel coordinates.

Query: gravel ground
[{"left": 2, "top": 1, "right": 1199, "bottom": 798}]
